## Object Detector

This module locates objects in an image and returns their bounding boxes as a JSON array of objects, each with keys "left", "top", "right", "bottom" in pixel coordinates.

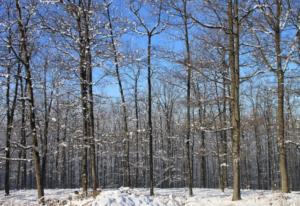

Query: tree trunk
[
  {"left": 85, "top": 7, "right": 98, "bottom": 197},
  {"left": 266, "top": 115, "right": 275, "bottom": 190},
  {"left": 106, "top": 4, "right": 130, "bottom": 186},
  {"left": 147, "top": 35, "right": 154, "bottom": 196},
  {"left": 41, "top": 63, "right": 52, "bottom": 189},
  {"left": 5, "top": 65, "right": 12, "bottom": 196},
  {"left": 214, "top": 58, "right": 228, "bottom": 192},
  {"left": 61, "top": 106, "right": 69, "bottom": 188},
  {"left": 76, "top": 1, "right": 99, "bottom": 195},
  {"left": 183, "top": 0, "right": 193, "bottom": 196},
  {"left": 134, "top": 72, "right": 140, "bottom": 187},
  {"left": 78, "top": 17, "right": 89, "bottom": 195},
  {"left": 275, "top": 0, "right": 289, "bottom": 193},
  {"left": 15, "top": 0, "right": 44, "bottom": 201},
  {"left": 253, "top": 105, "right": 262, "bottom": 189},
  {"left": 200, "top": 131, "right": 206, "bottom": 188},
  {"left": 228, "top": 0, "right": 241, "bottom": 200},
  {"left": 20, "top": 76, "right": 27, "bottom": 189},
  {"left": 5, "top": 39, "right": 21, "bottom": 196}
]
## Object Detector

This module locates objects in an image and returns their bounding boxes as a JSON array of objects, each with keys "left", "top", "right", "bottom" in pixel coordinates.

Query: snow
[
  {"left": 59, "top": 142, "right": 68, "bottom": 147},
  {"left": 1, "top": 188, "right": 300, "bottom": 206}
]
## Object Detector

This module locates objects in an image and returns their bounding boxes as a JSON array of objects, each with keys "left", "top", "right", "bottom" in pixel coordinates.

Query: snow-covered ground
[{"left": 1, "top": 188, "right": 300, "bottom": 206}]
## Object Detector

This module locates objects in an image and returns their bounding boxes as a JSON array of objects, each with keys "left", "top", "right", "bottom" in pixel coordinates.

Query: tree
[
  {"left": 228, "top": 0, "right": 241, "bottom": 200},
  {"left": 1, "top": 0, "right": 300, "bottom": 202},
  {"left": 41, "top": 58, "right": 54, "bottom": 189},
  {"left": 105, "top": 1, "right": 131, "bottom": 186},
  {"left": 14, "top": 0, "right": 44, "bottom": 202},
  {"left": 166, "top": 0, "right": 195, "bottom": 196},
  {"left": 42, "top": 0, "right": 101, "bottom": 196},
  {"left": 182, "top": 0, "right": 193, "bottom": 196},
  {"left": 3, "top": 6, "right": 20, "bottom": 195},
  {"left": 253, "top": 0, "right": 299, "bottom": 193},
  {"left": 130, "top": 0, "right": 165, "bottom": 195}
]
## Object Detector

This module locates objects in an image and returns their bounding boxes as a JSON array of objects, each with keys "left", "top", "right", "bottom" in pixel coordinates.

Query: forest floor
[{"left": 1, "top": 187, "right": 300, "bottom": 206}]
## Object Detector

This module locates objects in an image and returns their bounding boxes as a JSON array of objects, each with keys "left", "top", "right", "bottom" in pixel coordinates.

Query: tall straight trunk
[
  {"left": 20, "top": 76, "right": 27, "bottom": 189},
  {"left": 221, "top": 68, "right": 228, "bottom": 191},
  {"left": 285, "top": 92, "right": 295, "bottom": 190},
  {"left": 214, "top": 59, "right": 228, "bottom": 192},
  {"left": 200, "top": 130, "right": 206, "bottom": 188},
  {"left": 5, "top": 65, "right": 20, "bottom": 195},
  {"left": 106, "top": 5, "right": 130, "bottom": 186},
  {"left": 266, "top": 113, "right": 275, "bottom": 190},
  {"left": 4, "top": 26, "right": 21, "bottom": 195},
  {"left": 15, "top": 0, "right": 44, "bottom": 201},
  {"left": 75, "top": 2, "right": 98, "bottom": 195},
  {"left": 55, "top": 94, "right": 60, "bottom": 187},
  {"left": 216, "top": 103, "right": 227, "bottom": 192},
  {"left": 216, "top": 130, "right": 221, "bottom": 189},
  {"left": 274, "top": 0, "right": 289, "bottom": 193},
  {"left": 61, "top": 107, "right": 69, "bottom": 188},
  {"left": 16, "top": 69, "right": 26, "bottom": 191},
  {"left": 78, "top": 16, "right": 89, "bottom": 195},
  {"left": 222, "top": 64, "right": 229, "bottom": 189},
  {"left": 242, "top": 132, "right": 250, "bottom": 188},
  {"left": 41, "top": 63, "right": 52, "bottom": 189},
  {"left": 165, "top": 103, "right": 173, "bottom": 188},
  {"left": 220, "top": 130, "right": 227, "bottom": 191},
  {"left": 25, "top": 63, "right": 44, "bottom": 200},
  {"left": 233, "top": 0, "right": 241, "bottom": 198},
  {"left": 17, "top": 151, "right": 22, "bottom": 189},
  {"left": 228, "top": 0, "right": 241, "bottom": 200},
  {"left": 130, "top": 0, "right": 163, "bottom": 194},
  {"left": 83, "top": 2, "right": 98, "bottom": 195},
  {"left": 41, "top": 117, "right": 49, "bottom": 189},
  {"left": 147, "top": 35, "right": 154, "bottom": 196},
  {"left": 80, "top": 64, "right": 89, "bottom": 196},
  {"left": 134, "top": 73, "right": 140, "bottom": 187},
  {"left": 88, "top": 55, "right": 98, "bottom": 197},
  {"left": 5, "top": 66, "right": 12, "bottom": 196},
  {"left": 253, "top": 105, "right": 262, "bottom": 189},
  {"left": 254, "top": 123, "right": 262, "bottom": 189},
  {"left": 183, "top": 0, "right": 193, "bottom": 196},
  {"left": 159, "top": 110, "right": 165, "bottom": 187}
]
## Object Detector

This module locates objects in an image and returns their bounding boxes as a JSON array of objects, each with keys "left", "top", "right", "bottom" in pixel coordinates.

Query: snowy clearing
[{"left": 1, "top": 188, "right": 300, "bottom": 206}]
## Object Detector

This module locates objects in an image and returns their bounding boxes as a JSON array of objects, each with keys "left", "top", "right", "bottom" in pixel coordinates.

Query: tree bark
[
  {"left": 41, "top": 62, "right": 53, "bottom": 189},
  {"left": 134, "top": 70, "right": 140, "bottom": 187},
  {"left": 182, "top": 0, "right": 193, "bottom": 196},
  {"left": 253, "top": 103, "right": 262, "bottom": 189},
  {"left": 147, "top": 34, "right": 154, "bottom": 196},
  {"left": 265, "top": 110, "right": 275, "bottom": 190},
  {"left": 106, "top": 4, "right": 130, "bottom": 186},
  {"left": 15, "top": 0, "right": 44, "bottom": 202},
  {"left": 5, "top": 65, "right": 20, "bottom": 195},
  {"left": 274, "top": 0, "right": 289, "bottom": 193},
  {"left": 20, "top": 76, "right": 27, "bottom": 189},
  {"left": 200, "top": 131, "right": 206, "bottom": 188},
  {"left": 228, "top": 0, "right": 241, "bottom": 200}
]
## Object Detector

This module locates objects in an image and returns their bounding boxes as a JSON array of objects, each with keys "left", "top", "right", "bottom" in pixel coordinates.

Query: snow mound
[{"left": 92, "top": 187, "right": 184, "bottom": 206}]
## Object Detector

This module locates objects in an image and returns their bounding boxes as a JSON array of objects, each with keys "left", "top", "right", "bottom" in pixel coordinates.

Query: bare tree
[
  {"left": 105, "top": 1, "right": 131, "bottom": 186},
  {"left": 3, "top": 6, "right": 21, "bottom": 195},
  {"left": 253, "top": 0, "right": 299, "bottom": 193},
  {"left": 228, "top": 0, "right": 241, "bottom": 200},
  {"left": 130, "top": 0, "right": 164, "bottom": 196},
  {"left": 14, "top": 0, "right": 44, "bottom": 202}
]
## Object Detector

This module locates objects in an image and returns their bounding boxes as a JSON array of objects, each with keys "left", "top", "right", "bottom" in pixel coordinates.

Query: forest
[{"left": 0, "top": 0, "right": 300, "bottom": 205}]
